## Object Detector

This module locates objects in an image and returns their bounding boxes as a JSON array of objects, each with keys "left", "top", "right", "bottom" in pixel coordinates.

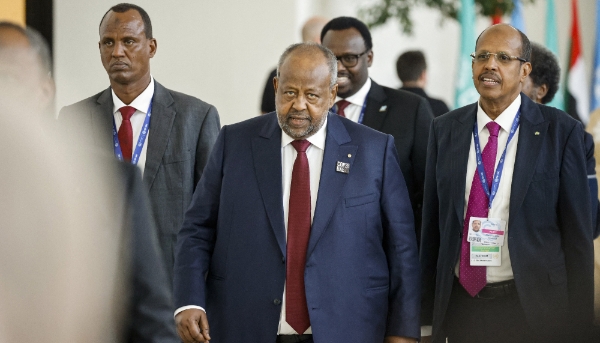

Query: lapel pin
[
  {"left": 347, "top": 154, "right": 352, "bottom": 158},
  {"left": 336, "top": 161, "right": 350, "bottom": 174},
  {"left": 379, "top": 105, "right": 387, "bottom": 112},
  {"left": 535, "top": 132, "right": 540, "bottom": 135}
]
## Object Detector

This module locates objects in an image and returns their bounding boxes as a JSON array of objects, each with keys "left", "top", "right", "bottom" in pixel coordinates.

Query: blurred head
[
  {"left": 99, "top": 4, "right": 156, "bottom": 88},
  {"left": 522, "top": 43, "right": 560, "bottom": 104},
  {"left": 396, "top": 50, "right": 427, "bottom": 87},
  {"left": 301, "top": 16, "right": 329, "bottom": 43},
  {"left": 0, "top": 22, "right": 55, "bottom": 115},
  {"left": 275, "top": 43, "right": 337, "bottom": 139},
  {"left": 472, "top": 24, "right": 531, "bottom": 113},
  {"left": 321, "top": 17, "right": 373, "bottom": 98}
]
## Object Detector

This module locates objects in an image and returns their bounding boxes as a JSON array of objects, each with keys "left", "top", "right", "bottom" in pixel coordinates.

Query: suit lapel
[
  {"left": 143, "top": 81, "right": 176, "bottom": 189},
  {"left": 94, "top": 87, "right": 115, "bottom": 151},
  {"left": 452, "top": 105, "right": 477, "bottom": 226},
  {"left": 252, "top": 114, "right": 287, "bottom": 257},
  {"left": 361, "top": 80, "right": 388, "bottom": 130},
  {"left": 509, "top": 96, "right": 547, "bottom": 225},
  {"left": 307, "top": 114, "right": 355, "bottom": 258}
]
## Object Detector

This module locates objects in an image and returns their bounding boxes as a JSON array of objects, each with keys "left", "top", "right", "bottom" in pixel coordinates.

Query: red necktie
[
  {"left": 286, "top": 139, "right": 311, "bottom": 334},
  {"left": 459, "top": 121, "right": 501, "bottom": 297},
  {"left": 118, "top": 106, "right": 136, "bottom": 162},
  {"left": 335, "top": 100, "right": 350, "bottom": 117}
]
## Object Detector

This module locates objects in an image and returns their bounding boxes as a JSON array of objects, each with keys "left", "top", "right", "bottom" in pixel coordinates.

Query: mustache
[
  {"left": 478, "top": 72, "right": 500, "bottom": 82},
  {"left": 285, "top": 109, "right": 311, "bottom": 120}
]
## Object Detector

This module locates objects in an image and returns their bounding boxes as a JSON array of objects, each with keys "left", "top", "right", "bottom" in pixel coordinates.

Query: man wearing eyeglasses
[
  {"left": 320, "top": 17, "right": 434, "bottom": 246},
  {"left": 420, "top": 24, "right": 595, "bottom": 343}
]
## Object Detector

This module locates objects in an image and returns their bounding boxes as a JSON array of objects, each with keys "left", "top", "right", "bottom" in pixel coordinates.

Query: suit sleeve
[
  {"left": 381, "top": 135, "right": 421, "bottom": 339},
  {"left": 584, "top": 132, "right": 600, "bottom": 238},
  {"left": 125, "top": 164, "right": 179, "bottom": 343},
  {"left": 174, "top": 125, "right": 226, "bottom": 309},
  {"left": 194, "top": 105, "right": 221, "bottom": 186},
  {"left": 419, "top": 120, "right": 440, "bottom": 326},
  {"left": 559, "top": 123, "right": 595, "bottom": 326},
  {"left": 411, "top": 97, "right": 434, "bottom": 244}
]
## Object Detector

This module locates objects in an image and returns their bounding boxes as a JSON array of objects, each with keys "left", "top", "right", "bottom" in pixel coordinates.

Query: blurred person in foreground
[
  {"left": 396, "top": 50, "right": 450, "bottom": 118},
  {"left": 321, "top": 17, "right": 433, "bottom": 245},
  {"left": 174, "top": 43, "right": 420, "bottom": 343},
  {"left": 260, "top": 16, "right": 329, "bottom": 114},
  {"left": 0, "top": 22, "right": 178, "bottom": 342},
  {"left": 59, "top": 3, "right": 221, "bottom": 281},
  {"left": 420, "top": 24, "right": 594, "bottom": 342}
]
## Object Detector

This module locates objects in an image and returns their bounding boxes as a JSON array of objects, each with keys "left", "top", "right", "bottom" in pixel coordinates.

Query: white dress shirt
[
  {"left": 455, "top": 95, "right": 522, "bottom": 282},
  {"left": 112, "top": 76, "right": 154, "bottom": 174},
  {"left": 174, "top": 118, "right": 328, "bottom": 336},
  {"left": 335, "top": 78, "right": 371, "bottom": 123}
]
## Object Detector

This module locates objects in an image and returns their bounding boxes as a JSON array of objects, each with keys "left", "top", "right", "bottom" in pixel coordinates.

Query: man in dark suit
[
  {"left": 59, "top": 3, "right": 221, "bottom": 280},
  {"left": 320, "top": 17, "right": 433, "bottom": 244},
  {"left": 396, "top": 50, "right": 450, "bottom": 118},
  {"left": 420, "top": 24, "right": 594, "bottom": 343},
  {"left": 173, "top": 43, "right": 420, "bottom": 343}
]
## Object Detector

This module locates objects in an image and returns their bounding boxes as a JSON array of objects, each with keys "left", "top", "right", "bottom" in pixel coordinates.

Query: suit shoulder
[
  {"left": 162, "top": 86, "right": 216, "bottom": 112},
  {"left": 60, "top": 90, "right": 106, "bottom": 115},
  {"left": 537, "top": 103, "right": 581, "bottom": 129},
  {"left": 380, "top": 85, "right": 426, "bottom": 105}
]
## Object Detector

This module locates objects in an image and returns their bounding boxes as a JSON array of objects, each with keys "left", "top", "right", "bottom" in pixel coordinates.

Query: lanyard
[
  {"left": 112, "top": 98, "right": 153, "bottom": 165},
  {"left": 333, "top": 99, "right": 368, "bottom": 124},
  {"left": 473, "top": 110, "right": 520, "bottom": 209}
]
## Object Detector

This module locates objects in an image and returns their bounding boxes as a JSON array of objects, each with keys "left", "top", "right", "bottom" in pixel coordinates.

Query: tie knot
[
  {"left": 291, "top": 139, "right": 310, "bottom": 153},
  {"left": 486, "top": 121, "right": 501, "bottom": 137},
  {"left": 336, "top": 100, "right": 350, "bottom": 113},
  {"left": 119, "top": 106, "right": 136, "bottom": 121}
]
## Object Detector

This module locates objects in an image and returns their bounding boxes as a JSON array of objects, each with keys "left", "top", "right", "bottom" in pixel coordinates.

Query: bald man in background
[{"left": 260, "top": 16, "right": 329, "bottom": 114}]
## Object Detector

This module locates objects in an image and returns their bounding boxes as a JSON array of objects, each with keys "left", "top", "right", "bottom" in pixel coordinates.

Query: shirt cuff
[
  {"left": 174, "top": 305, "right": 206, "bottom": 317},
  {"left": 420, "top": 325, "right": 433, "bottom": 337}
]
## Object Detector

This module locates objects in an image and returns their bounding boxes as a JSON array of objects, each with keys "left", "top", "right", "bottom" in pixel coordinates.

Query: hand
[
  {"left": 384, "top": 336, "right": 417, "bottom": 343},
  {"left": 420, "top": 335, "right": 433, "bottom": 343},
  {"left": 175, "top": 308, "right": 211, "bottom": 342}
]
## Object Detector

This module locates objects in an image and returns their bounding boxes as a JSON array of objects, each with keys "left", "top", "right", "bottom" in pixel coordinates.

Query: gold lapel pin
[
  {"left": 348, "top": 154, "right": 352, "bottom": 158},
  {"left": 535, "top": 132, "right": 540, "bottom": 135}
]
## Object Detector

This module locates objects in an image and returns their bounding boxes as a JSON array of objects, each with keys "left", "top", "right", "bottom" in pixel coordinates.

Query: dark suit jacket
[
  {"left": 400, "top": 87, "right": 450, "bottom": 118},
  {"left": 362, "top": 81, "right": 434, "bottom": 244},
  {"left": 59, "top": 81, "right": 221, "bottom": 280},
  {"left": 420, "top": 94, "right": 595, "bottom": 341},
  {"left": 174, "top": 113, "right": 421, "bottom": 342}
]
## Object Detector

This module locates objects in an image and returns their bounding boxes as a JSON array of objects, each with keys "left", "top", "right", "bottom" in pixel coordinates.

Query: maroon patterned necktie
[
  {"left": 286, "top": 139, "right": 311, "bottom": 333},
  {"left": 459, "top": 121, "right": 501, "bottom": 297},
  {"left": 118, "top": 106, "right": 136, "bottom": 162},
  {"left": 335, "top": 100, "right": 350, "bottom": 117}
]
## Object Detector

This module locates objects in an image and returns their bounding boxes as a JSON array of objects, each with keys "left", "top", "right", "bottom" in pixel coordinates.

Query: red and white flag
[{"left": 567, "top": 0, "right": 590, "bottom": 123}]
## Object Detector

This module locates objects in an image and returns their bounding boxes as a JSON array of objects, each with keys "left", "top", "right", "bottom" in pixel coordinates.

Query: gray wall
[{"left": 54, "top": 1, "right": 597, "bottom": 124}]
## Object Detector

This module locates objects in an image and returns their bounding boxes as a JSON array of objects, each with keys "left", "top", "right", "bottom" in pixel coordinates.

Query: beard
[{"left": 276, "top": 107, "right": 328, "bottom": 139}]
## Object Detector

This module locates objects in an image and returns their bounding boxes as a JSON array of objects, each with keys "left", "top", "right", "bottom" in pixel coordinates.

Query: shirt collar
[
  {"left": 281, "top": 115, "right": 328, "bottom": 150},
  {"left": 336, "top": 77, "right": 372, "bottom": 107},
  {"left": 112, "top": 76, "right": 155, "bottom": 114},
  {"left": 476, "top": 94, "right": 521, "bottom": 134}
]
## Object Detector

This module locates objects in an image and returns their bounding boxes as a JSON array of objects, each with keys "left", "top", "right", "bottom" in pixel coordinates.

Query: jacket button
[
  {"left": 273, "top": 299, "right": 281, "bottom": 305},
  {"left": 282, "top": 257, "right": 285, "bottom": 263}
]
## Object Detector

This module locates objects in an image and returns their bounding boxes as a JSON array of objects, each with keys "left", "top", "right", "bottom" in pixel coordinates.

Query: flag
[
  {"left": 455, "top": 0, "right": 478, "bottom": 108},
  {"left": 510, "top": 0, "right": 526, "bottom": 33},
  {"left": 566, "top": 0, "right": 590, "bottom": 123},
  {"left": 591, "top": 0, "right": 600, "bottom": 112},
  {"left": 545, "top": 0, "right": 565, "bottom": 110}
]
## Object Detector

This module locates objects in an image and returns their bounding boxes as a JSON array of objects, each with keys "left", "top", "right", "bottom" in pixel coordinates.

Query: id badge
[
  {"left": 467, "top": 217, "right": 506, "bottom": 246},
  {"left": 470, "top": 244, "right": 501, "bottom": 266}
]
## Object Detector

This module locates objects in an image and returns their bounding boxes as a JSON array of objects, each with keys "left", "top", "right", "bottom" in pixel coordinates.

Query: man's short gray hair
[{"left": 276, "top": 42, "right": 337, "bottom": 88}]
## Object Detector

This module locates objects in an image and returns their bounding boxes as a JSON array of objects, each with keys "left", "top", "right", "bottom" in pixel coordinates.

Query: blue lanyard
[
  {"left": 112, "top": 98, "right": 153, "bottom": 165},
  {"left": 333, "top": 99, "right": 368, "bottom": 124},
  {"left": 473, "top": 110, "right": 520, "bottom": 209}
]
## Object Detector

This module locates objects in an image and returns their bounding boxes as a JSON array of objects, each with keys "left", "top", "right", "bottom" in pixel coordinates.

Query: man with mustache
[
  {"left": 320, "top": 17, "right": 434, "bottom": 246},
  {"left": 59, "top": 3, "right": 221, "bottom": 282},
  {"left": 420, "top": 24, "right": 594, "bottom": 342},
  {"left": 173, "top": 43, "right": 420, "bottom": 343}
]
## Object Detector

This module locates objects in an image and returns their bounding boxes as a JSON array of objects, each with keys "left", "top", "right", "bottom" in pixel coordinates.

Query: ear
[
  {"left": 273, "top": 76, "right": 279, "bottom": 95},
  {"left": 149, "top": 38, "right": 157, "bottom": 58},
  {"left": 329, "top": 84, "right": 338, "bottom": 108},
  {"left": 536, "top": 84, "right": 548, "bottom": 102},
  {"left": 520, "top": 62, "right": 532, "bottom": 81},
  {"left": 366, "top": 50, "right": 373, "bottom": 68}
]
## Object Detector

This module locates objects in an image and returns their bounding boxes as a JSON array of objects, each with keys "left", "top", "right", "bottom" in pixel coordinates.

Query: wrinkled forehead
[
  {"left": 476, "top": 26, "right": 522, "bottom": 54},
  {"left": 279, "top": 52, "right": 331, "bottom": 84}
]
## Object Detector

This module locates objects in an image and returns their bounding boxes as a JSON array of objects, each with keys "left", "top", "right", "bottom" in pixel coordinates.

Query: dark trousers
[
  {"left": 445, "top": 278, "right": 568, "bottom": 343},
  {"left": 276, "top": 334, "right": 313, "bottom": 343}
]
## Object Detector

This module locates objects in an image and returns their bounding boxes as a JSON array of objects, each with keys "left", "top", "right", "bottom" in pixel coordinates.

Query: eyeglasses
[
  {"left": 335, "top": 50, "right": 369, "bottom": 67},
  {"left": 470, "top": 51, "right": 527, "bottom": 64}
]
